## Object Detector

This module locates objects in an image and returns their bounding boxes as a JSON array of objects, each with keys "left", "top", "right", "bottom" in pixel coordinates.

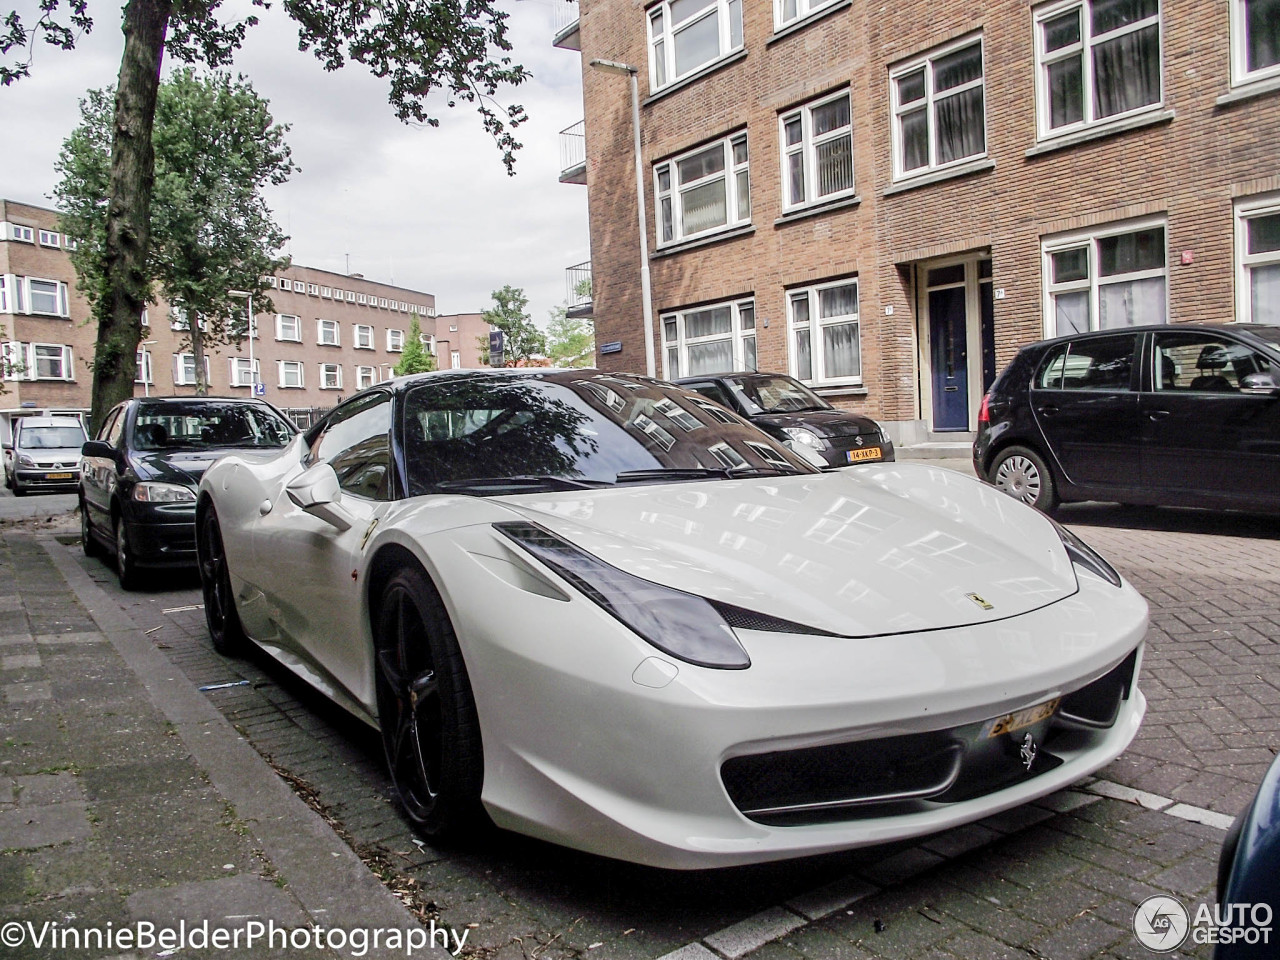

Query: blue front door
[{"left": 930, "top": 285, "right": 969, "bottom": 431}]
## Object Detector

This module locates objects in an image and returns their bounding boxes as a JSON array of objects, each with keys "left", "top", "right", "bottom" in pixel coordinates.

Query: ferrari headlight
[
  {"left": 782, "top": 426, "right": 825, "bottom": 449},
  {"left": 1051, "top": 519, "right": 1121, "bottom": 587},
  {"left": 133, "top": 481, "right": 196, "bottom": 503},
  {"left": 495, "top": 521, "right": 751, "bottom": 669}
]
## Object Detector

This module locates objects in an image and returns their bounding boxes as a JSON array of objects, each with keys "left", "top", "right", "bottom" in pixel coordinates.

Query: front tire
[
  {"left": 81, "top": 500, "right": 101, "bottom": 558},
  {"left": 198, "top": 505, "right": 247, "bottom": 656},
  {"left": 113, "top": 514, "right": 141, "bottom": 591},
  {"left": 990, "top": 445, "right": 1058, "bottom": 512},
  {"left": 374, "top": 566, "right": 483, "bottom": 840}
]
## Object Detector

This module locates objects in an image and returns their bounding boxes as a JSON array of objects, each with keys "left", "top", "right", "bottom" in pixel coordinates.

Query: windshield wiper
[
  {"left": 430, "top": 475, "right": 606, "bottom": 493},
  {"left": 615, "top": 465, "right": 806, "bottom": 484}
]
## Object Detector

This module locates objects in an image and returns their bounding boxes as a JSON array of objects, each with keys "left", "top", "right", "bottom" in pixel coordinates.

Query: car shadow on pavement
[{"left": 1056, "top": 502, "right": 1280, "bottom": 540}]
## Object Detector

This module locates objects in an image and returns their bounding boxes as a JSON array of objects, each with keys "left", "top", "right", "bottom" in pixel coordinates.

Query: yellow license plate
[
  {"left": 984, "top": 698, "right": 1060, "bottom": 739},
  {"left": 45, "top": 473, "right": 73, "bottom": 480},
  {"left": 846, "top": 446, "right": 882, "bottom": 463}
]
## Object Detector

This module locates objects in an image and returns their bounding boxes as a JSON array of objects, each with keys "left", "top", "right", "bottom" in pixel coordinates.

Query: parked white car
[
  {"left": 197, "top": 370, "right": 1148, "bottom": 868},
  {"left": 3, "top": 416, "right": 88, "bottom": 496}
]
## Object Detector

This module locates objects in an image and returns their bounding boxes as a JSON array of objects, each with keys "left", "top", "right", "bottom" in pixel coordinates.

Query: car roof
[
  {"left": 376, "top": 367, "right": 674, "bottom": 395},
  {"left": 1024, "top": 322, "right": 1280, "bottom": 354},
  {"left": 672, "top": 372, "right": 783, "bottom": 383},
  {"left": 133, "top": 396, "right": 274, "bottom": 406},
  {"left": 17, "top": 416, "right": 85, "bottom": 428}
]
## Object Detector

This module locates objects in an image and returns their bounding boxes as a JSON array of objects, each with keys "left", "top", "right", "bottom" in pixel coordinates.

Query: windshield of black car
[
  {"left": 18, "top": 426, "right": 86, "bottom": 450},
  {"left": 730, "top": 376, "right": 832, "bottom": 413},
  {"left": 401, "top": 374, "right": 818, "bottom": 496},
  {"left": 1247, "top": 328, "right": 1280, "bottom": 351},
  {"left": 133, "top": 403, "right": 296, "bottom": 450}
]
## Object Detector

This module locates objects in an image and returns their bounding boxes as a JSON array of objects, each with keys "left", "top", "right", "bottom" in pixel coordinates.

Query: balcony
[
  {"left": 566, "top": 261, "right": 592, "bottom": 318},
  {"left": 559, "top": 120, "right": 587, "bottom": 184},
  {"left": 552, "top": 0, "right": 580, "bottom": 50}
]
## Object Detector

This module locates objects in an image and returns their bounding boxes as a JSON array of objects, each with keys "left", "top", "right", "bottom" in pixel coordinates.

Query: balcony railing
[
  {"left": 566, "top": 261, "right": 592, "bottom": 316},
  {"left": 559, "top": 120, "right": 586, "bottom": 184},
  {"left": 552, "top": 0, "right": 581, "bottom": 50}
]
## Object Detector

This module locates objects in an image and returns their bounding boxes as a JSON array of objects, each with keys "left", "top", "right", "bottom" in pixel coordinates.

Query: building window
[
  {"left": 774, "top": 0, "right": 839, "bottom": 29},
  {"left": 661, "top": 298, "right": 756, "bottom": 379},
  {"left": 451, "top": 350, "right": 461, "bottom": 369},
  {"left": 788, "top": 278, "right": 861, "bottom": 385},
  {"left": 278, "top": 360, "right": 305, "bottom": 388},
  {"left": 229, "top": 358, "right": 261, "bottom": 387},
  {"left": 356, "top": 366, "right": 376, "bottom": 390},
  {"left": 1236, "top": 195, "right": 1280, "bottom": 324},
  {"left": 265, "top": 277, "right": 277, "bottom": 288},
  {"left": 19, "top": 278, "right": 70, "bottom": 317},
  {"left": 891, "top": 37, "right": 986, "bottom": 180},
  {"left": 320, "top": 286, "right": 332, "bottom": 299},
  {"left": 1034, "top": 0, "right": 1161, "bottom": 139},
  {"left": 449, "top": 324, "right": 459, "bottom": 332},
  {"left": 307, "top": 283, "right": 320, "bottom": 296},
  {"left": 32, "top": 344, "right": 73, "bottom": 380},
  {"left": 346, "top": 291, "right": 356, "bottom": 302},
  {"left": 354, "top": 324, "right": 374, "bottom": 349},
  {"left": 780, "top": 91, "right": 854, "bottom": 211},
  {"left": 1042, "top": 220, "right": 1167, "bottom": 337},
  {"left": 0, "top": 276, "right": 9, "bottom": 313},
  {"left": 647, "top": 0, "right": 743, "bottom": 92},
  {"left": 276, "top": 314, "right": 301, "bottom": 341},
  {"left": 292, "top": 280, "right": 305, "bottom": 293},
  {"left": 1231, "top": 0, "right": 1280, "bottom": 86},
  {"left": 379, "top": 298, "right": 389, "bottom": 309},
  {"left": 318, "top": 319, "right": 340, "bottom": 346},
  {"left": 6, "top": 223, "right": 34, "bottom": 243},
  {"left": 174, "top": 354, "right": 211, "bottom": 386},
  {"left": 64, "top": 237, "right": 78, "bottom": 251},
  {"left": 320, "top": 363, "right": 343, "bottom": 389},
  {"left": 135, "top": 350, "right": 153, "bottom": 385},
  {"left": 655, "top": 132, "right": 750, "bottom": 246},
  {"left": 357, "top": 293, "right": 367, "bottom": 305},
  {"left": 37, "top": 230, "right": 60, "bottom": 248},
  {"left": 387, "top": 329, "right": 404, "bottom": 352}
]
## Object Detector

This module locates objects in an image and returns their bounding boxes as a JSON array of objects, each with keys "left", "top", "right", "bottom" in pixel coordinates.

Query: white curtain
[
  {"left": 822, "top": 321, "right": 861, "bottom": 379},
  {"left": 1054, "top": 291, "right": 1090, "bottom": 336},
  {"left": 1099, "top": 276, "right": 1165, "bottom": 328},
  {"left": 1252, "top": 264, "right": 1280, "bottom": 324},
  {"left": 1092, "top": 24, "right": 1160, "bottom": 118}
]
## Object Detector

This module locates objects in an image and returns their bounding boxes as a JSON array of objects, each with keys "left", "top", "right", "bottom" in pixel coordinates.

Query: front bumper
[
  {"left": 14, "top": 468, "right": 81, "bottom": 491},
  {"left": 125, "top": 503, "right": 198, "bottom": 566},
  {"left": 430, "top": 529, "right": 1149, "bottom": 869}
]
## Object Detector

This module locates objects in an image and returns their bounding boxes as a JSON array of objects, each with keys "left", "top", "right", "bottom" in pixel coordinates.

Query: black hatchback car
[
  {"left": 674, "top": 372, "right": 893, "bottom": 467},
  {"left": 80, "top": 397, "right": 296, "bottom": 589},
  {"left": 974, "top": 323, "right": 1280, "bottom": 512}
]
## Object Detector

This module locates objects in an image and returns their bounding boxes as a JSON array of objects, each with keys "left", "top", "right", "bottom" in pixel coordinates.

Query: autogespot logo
[{"left": 1133, "top": 895, "right": 1191, "bottom": 952}]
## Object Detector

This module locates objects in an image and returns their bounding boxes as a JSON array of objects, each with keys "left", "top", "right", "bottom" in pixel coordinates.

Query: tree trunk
[
  {"left": 190, "top": 315, "right": 208, "bottom": 396},
  {"left": 89, "top": 0, "right": 173, "bottom": 433}
]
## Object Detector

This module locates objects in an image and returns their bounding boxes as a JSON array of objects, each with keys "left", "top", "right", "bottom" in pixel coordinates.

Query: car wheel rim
[
  {"left": 81, "top": 507, "right": 91, "bottom": 545},
  {"left": 377, "top": 586, "right": 442, "bottom": 820},
  {"left": 115, "top": 521, "right": 130, "bottom": 576},
  {"left": 994, "top": 455, "right": 1041, "bottom": 505},
  {"left": 199, "top": 513, "right": 228, "bottom": 637}
]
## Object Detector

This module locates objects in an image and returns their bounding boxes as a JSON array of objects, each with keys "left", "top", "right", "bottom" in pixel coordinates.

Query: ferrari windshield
[
  {"left": 401, "top": 373, "right": 818, "bottom": 496},
  {"left": 133, "top": 402, "right": 296, "bottom": 451},
  {"left": 729, "top": 375, "right": 832, "bottom": 414}
]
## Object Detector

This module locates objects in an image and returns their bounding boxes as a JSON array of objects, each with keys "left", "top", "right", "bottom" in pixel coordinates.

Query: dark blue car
[{"left": 1215, "top": 752, "right": 1280, "bottom": 958}]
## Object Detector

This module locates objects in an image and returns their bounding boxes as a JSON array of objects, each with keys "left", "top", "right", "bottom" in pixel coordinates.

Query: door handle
[
  {"left": 944, "top": 386, "right": 959, "bottom": 392},
  {"left": 1036, "top": 405, "right": 1059, "bottom": 416},
  {"left": 1147, "top": 410, "right": 1171, "bottom": 421}
]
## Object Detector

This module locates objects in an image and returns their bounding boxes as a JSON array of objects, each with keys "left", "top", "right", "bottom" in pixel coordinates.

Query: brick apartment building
[
  {"left": 554, "top": 0, "right": 1280, "bottom": 442},
  {"left": 1, "top": 199, "right": 491, "bottom": 428}
]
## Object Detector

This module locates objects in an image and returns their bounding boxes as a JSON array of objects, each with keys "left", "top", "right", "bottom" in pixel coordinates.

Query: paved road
[
  {"left": 58, "top": 493, "right": 1280, "bottom": 960},
  {"left": 0, "top": 484, "right": 77, "bottom": 520}
]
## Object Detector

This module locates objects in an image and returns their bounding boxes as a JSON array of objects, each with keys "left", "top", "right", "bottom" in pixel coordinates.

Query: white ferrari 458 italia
[{"left": 196, "top": 369, "right": 1147, "bottom": 869}]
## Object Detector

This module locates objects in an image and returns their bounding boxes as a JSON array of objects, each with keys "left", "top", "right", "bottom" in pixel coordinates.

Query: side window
[
  {"left": 686, "top": 382, "right": 735, "bottom": 408},
  {"left": 1153, "top": 333, "right": 1273, "bottom": 392},
  {"left": 1037, "top": 336, "right": 1136, "bottom": 391},
  {"left": 105, "top": 409, "right": 127, "bottom": 447},
  {"left": 306, "top": 393, "right": 393, "bottom": 500}
]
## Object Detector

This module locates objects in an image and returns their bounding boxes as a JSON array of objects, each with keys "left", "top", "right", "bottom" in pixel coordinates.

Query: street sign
[
  {"left": 253, "top": 382, "right": 265, "bottom": 397},
  {"left": 489, "top": 330, "right": 504, "bottom": 367}
]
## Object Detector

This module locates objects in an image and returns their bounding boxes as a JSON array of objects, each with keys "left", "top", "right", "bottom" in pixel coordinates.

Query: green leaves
[
  {"left": 395, "top": 313, "right": 437, "bottom": 376},
  {"left": 481, "top": 285, "right": 545, "bottom": 366}
]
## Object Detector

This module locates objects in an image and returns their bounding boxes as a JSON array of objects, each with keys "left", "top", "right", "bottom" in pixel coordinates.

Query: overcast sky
[{"left": 0, "top": 0, "right": 589, "bottom": 328}]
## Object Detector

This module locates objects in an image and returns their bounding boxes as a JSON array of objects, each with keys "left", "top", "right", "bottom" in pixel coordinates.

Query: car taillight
[{"left": 978, "top": 394, "right": 991, "bottom": 424}]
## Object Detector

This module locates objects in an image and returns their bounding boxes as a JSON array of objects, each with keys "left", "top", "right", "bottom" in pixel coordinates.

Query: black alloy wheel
[
  {"left": 80, "top": 500, "right": 101, "bottom": 558},
  {"left": 374, "top": 566, "right": 483, "bottom": 839},
  {"left": 113, "top": 514, "right": 140, "bottom": 590},
  {"left": 198, "top": 506, "right": 247, "bottom": 656}
]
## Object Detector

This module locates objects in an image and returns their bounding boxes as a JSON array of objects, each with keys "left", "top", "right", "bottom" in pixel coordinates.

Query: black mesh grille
[{"left": 712, "top": 602, "right": 837, "bottom": 636}]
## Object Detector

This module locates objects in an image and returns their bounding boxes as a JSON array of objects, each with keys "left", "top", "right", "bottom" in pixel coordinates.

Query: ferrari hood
[{"left": 497, "top": 463, "right": 1080, "bottom": 637}]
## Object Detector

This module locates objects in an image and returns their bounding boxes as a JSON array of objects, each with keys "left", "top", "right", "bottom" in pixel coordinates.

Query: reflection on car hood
[
  {"left": 500, "top": 463, "right": 1078, "bottom": 637},
  {"left": 751, "top": 409, "right": 880, "bottom": 438},
  {"left": 132, "top": 448, "right": 262, "bottom": 486}
]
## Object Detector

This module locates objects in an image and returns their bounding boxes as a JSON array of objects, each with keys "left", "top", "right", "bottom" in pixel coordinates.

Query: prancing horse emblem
[
  {"left": 967, "top": 592, "right": 994, "bottom": 610},
  {"left": 1020, "top": 733, "right": 1038, "bottom": 771}
]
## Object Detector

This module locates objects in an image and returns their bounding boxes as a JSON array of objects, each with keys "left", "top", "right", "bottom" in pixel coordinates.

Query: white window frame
[
  {"left": 0, "top": 275, "right": 10, "bottom": 313},
  {"left": 1231, "top": 0, "right": 1280, "bottom": 87},
  {"left": 6, "top": 223, "right": 34, "bottom": 243},
  {"left": 265, "top": 277, "right": 277, "bottom": 288},
  {"left": 354, "top": 324, "right": 374, "bottom": 349},
  {"left": 787, "top": 277, "right": 862, "bottom": 387},
  {"left": 779, "top": 90, "right": 855, "bottom": 212},
  {"left": 307, "top": 283, "right": 320, "bottom": 297},
  {"left": 660, "top": 298, "right": 756, "bottom": 380},
  {"left": 449, "top": 324, "right": 459, "bottom": 332},
  {"left": 357, "top": 293, "right": 367, "bottom": 305},
  {"left": 647, "top": 0, "right": 744, "bottom": 93},
  {"left": 278, "top": 360, "right": 305, "bottom": 389},
  {"left": 31, "top": 343, "right": 74, "bottom": 381},
  {"left": 278, "top": 276, "right": 290, "bottom": 288},
  {"left": 64, "top": 237, "right": 78, "bottom": 251},
  {"left": 320, "top": 286, "right": 332, "bottom": 299},
  {"left": 890, "top": 35, "right": 987, "bottom": 182},
  {"left": 135, "top": 350, "right": 153, "bottom": 385},
  {"left": 356, "top": 366, "right": 376, "bottom": 390},
  {"left": 37, "top": 230, "right": 60, "bottom": 248},
  {"left": 346, "top": 291, "right": 356, "bottom": 303},
  {"left": 22, "top": 277, "right": 71, "bottom": 318},
  {"left": 317, "top": 318, "right": 340, "bottom": 346},
  {"left": 1033, "top": 0, "right": 1163, "bottom": 141},
  {"left": 1235, "top": 193, "right": 1280, "bottom": 324},
  {"left": 1040, "top": 217, "right": 1169, "bottom": 338},
  {"left": 276, "top": 313, "right": 301, "bottom": 342},
  {"left": 228, "top": 357, "right": 261, "bottom": 388},
  {"left": 319, "top": 363, "right": 343, "bottom": 390},
  {"left": 174, "top": 354, "right": 211, "bottom": 387},
  {"left": 654, "top": 131, "right": 750, "bottom": 246},
  {"left": 292, "top": 280, "right": 306, "bottom": 293},
  {"left": 387, "top": 329, "right": 404, "bottom": 352},
  {"left": 379, "top": 298, "right": 390, "bottom": 309},
  {"left": 451, "top": 350, "right": 461, "bottom": 369},
  {"left": 773, "top": 0, "right": 839, "bottom": 29}
]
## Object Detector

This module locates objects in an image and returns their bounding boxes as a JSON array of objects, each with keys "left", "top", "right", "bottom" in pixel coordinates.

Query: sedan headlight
[
  {"left": 1051, "top": 519, "right": 1121, "bottom": 587},
  {"left": 495, "top": 521, "right": 751, "bottom": 669},
  {"left": 16, "top": 454, "right": 35, "bottom": 467},
  {"left": 133, "top": 481, "right": 196, "bottom": 503},
  {"left": 782, "top": 426, "right": 825, "bottom": 449}
]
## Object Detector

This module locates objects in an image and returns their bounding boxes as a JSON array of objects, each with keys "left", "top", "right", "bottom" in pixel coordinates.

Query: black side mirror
[
  {"left": 1241, "top": 372, "right": 1280, "bottom": 396},
  {"left": 81, "top": 440, "right": 117, "bottom": 459}
]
